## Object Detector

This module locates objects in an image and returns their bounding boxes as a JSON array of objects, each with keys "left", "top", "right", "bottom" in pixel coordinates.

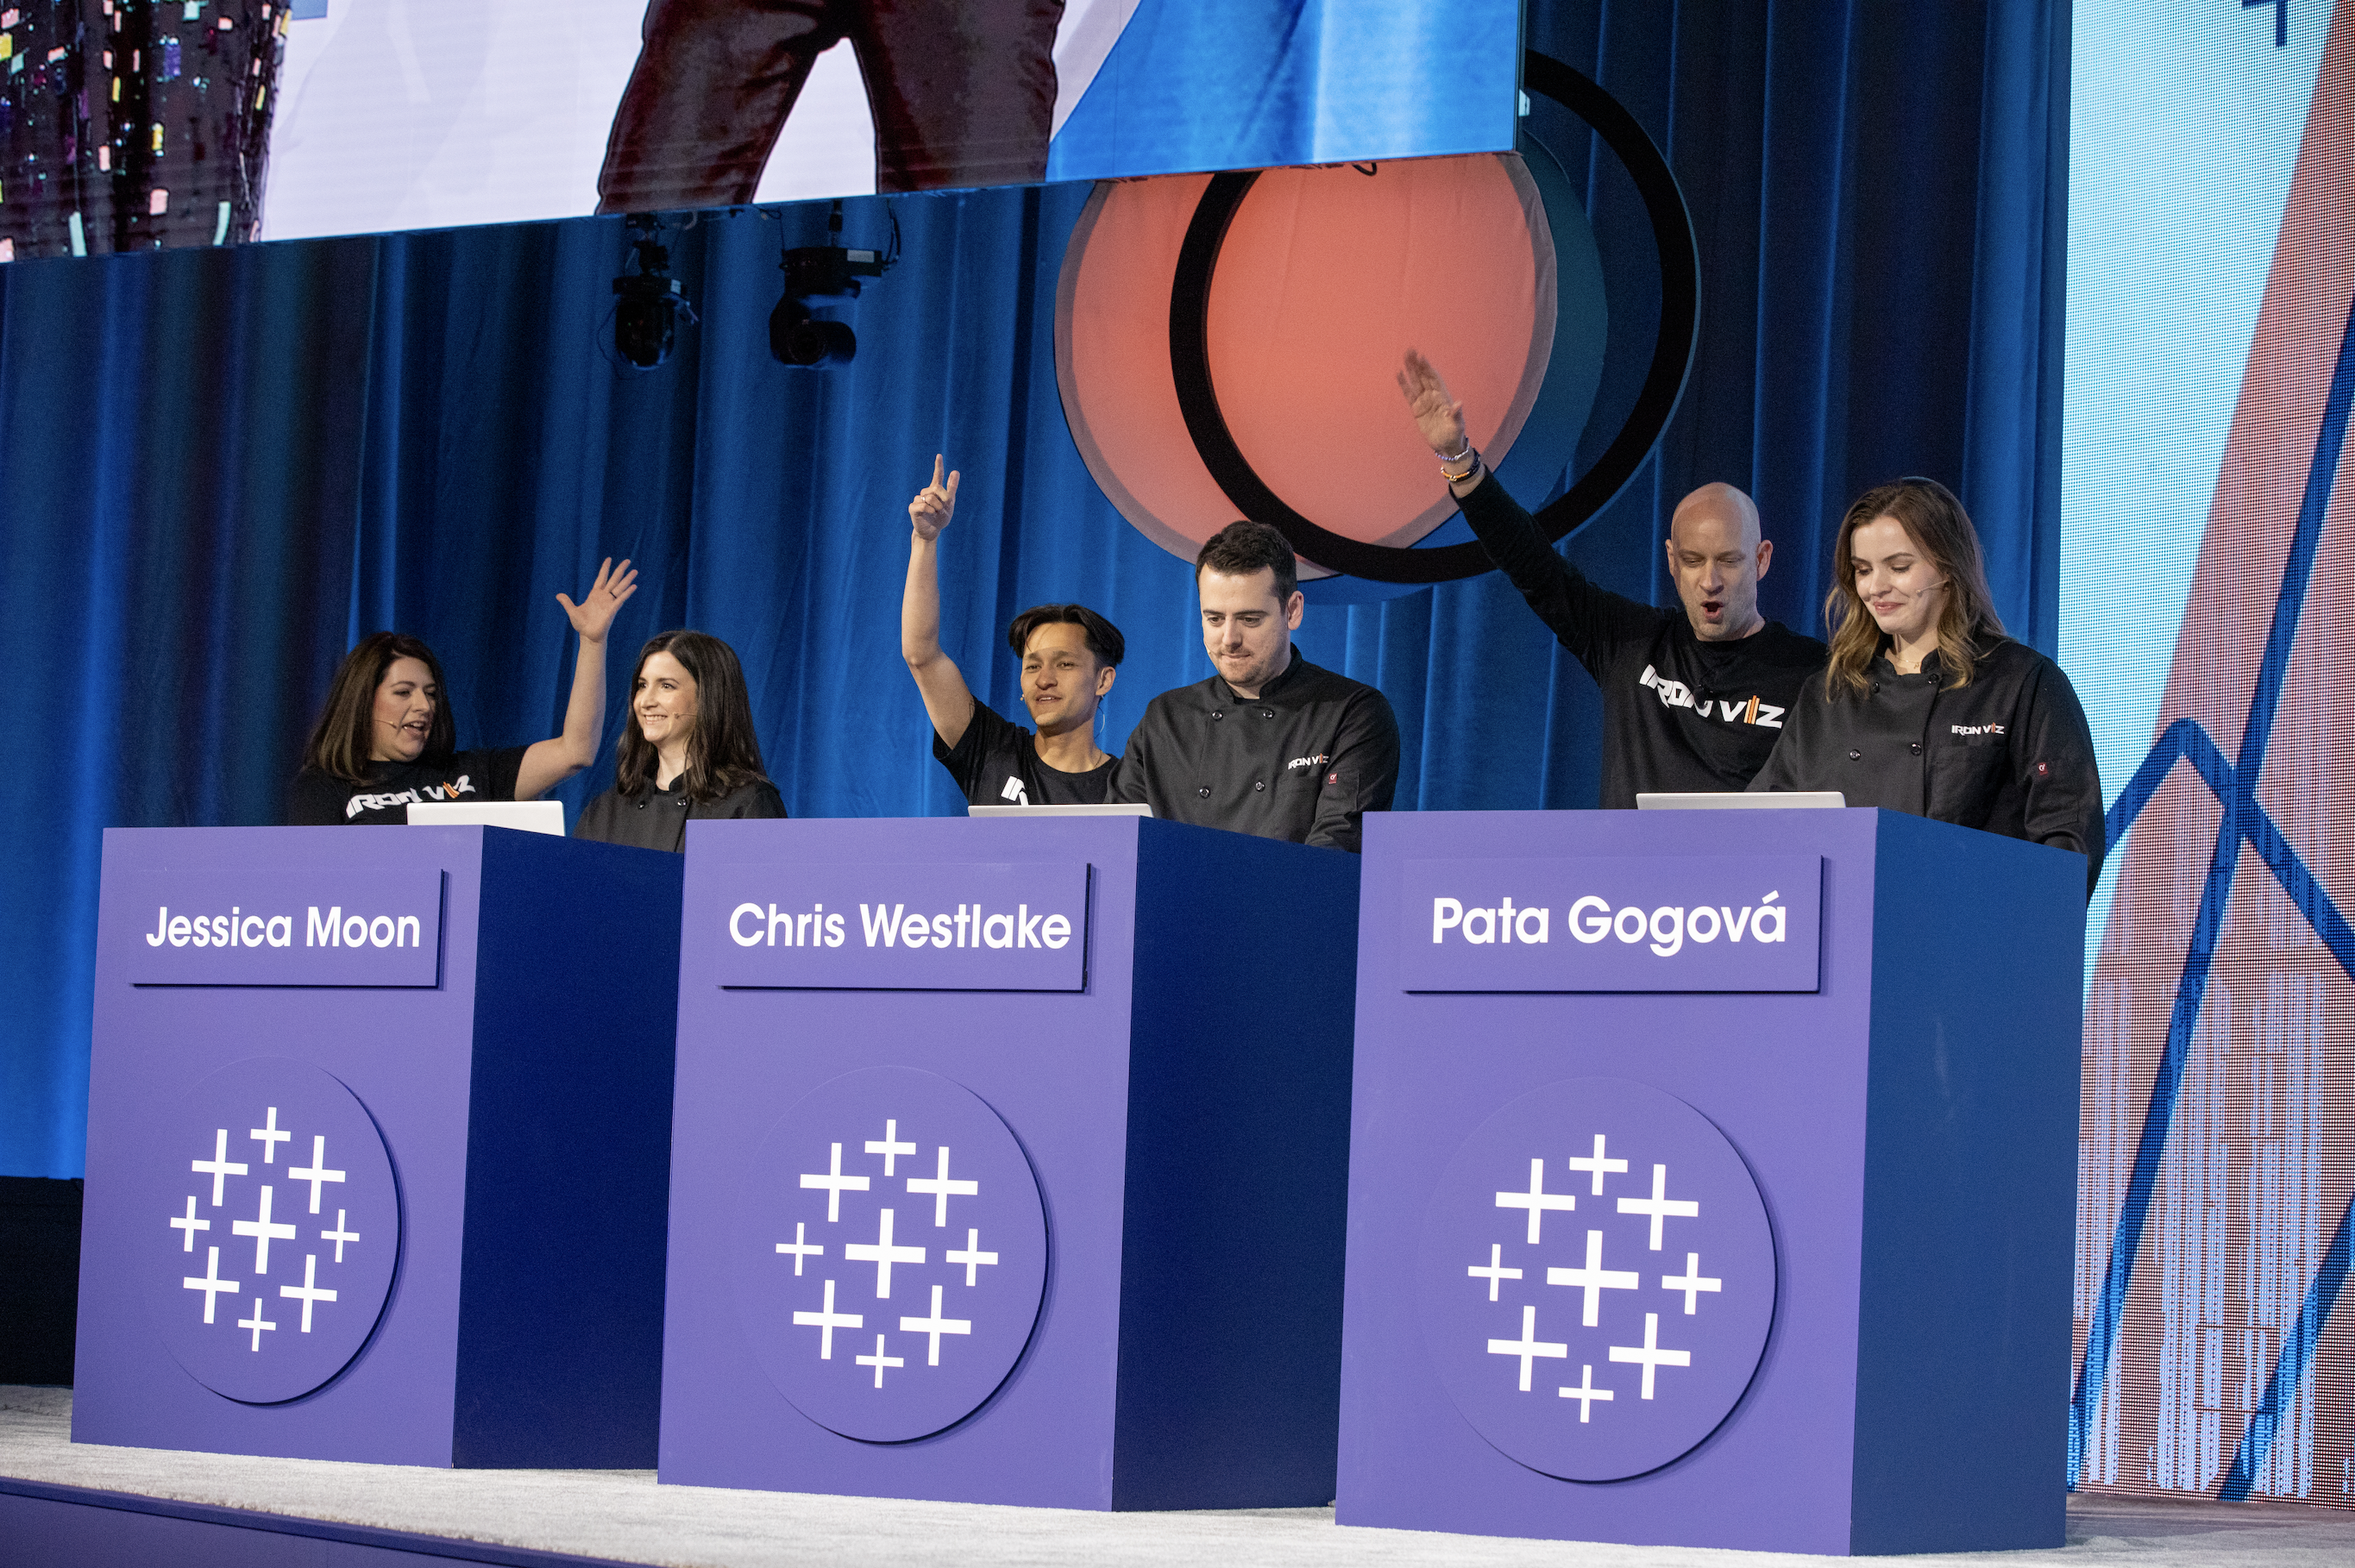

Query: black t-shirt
[
  {"left": 1459, "top": 475, "right": 1829, "bottom": 807},
  {"left": 932, "top": 699, "right": 1117, "bottom": 807},
  {"left": 286, "top": 747, "right": 530, "bottom": 826},
  {"left": 575, "top": 776, "right": 788, "bottom": 852}
]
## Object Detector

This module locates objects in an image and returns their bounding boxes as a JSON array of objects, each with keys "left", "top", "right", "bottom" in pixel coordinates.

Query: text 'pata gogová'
[
  {"left": 1398, "top": 856, "right": 1823, "bottom": 994},
  {"left": 1431, "top": 892, "right": 1787, "bottom": 956}
]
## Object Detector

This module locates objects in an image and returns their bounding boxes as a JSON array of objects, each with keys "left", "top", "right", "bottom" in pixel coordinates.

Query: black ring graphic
[{"left": 1167, "top": 51, "right": 1701, "bottom": 585}]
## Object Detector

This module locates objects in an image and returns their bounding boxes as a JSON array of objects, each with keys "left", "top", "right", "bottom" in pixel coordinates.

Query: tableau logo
[{"left": 1430, "top": 894, "right": 1788, "bottom": 957}]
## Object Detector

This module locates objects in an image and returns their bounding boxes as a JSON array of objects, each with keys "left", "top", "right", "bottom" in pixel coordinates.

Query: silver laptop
[
  {"left": 966, "top": 803, "right": 1154, "bottom": 818},
  {"left": 1636, "top": 792, "right": 1847, "bottom": 811},
  {"left": 405, "top": 800, "right": 567, "bottom": 835}
]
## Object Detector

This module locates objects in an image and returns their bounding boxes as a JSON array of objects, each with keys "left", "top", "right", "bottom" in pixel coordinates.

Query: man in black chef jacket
[
  {"left": 1398, "top": 350, "right": 1828, "bottom": 805},
  {"left": 1110, "top": 522, "right": 1400, "bottom": 853}
]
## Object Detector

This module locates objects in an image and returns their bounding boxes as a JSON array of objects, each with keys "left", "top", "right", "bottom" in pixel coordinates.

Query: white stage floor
[{"left": 6, "top": 1386, "right": 2353, "bottom": 1567}]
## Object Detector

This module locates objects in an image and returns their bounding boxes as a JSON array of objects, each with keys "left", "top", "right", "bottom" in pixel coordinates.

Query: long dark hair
[
  {"left": 302, "top": 632, "right": 456, "bottom": 784},
  {"left": 613, "top": 630, "right": 770, "bottom": 801},
  {"left": 1823, "top": 478, "right": 2004, "bottom": 695}
]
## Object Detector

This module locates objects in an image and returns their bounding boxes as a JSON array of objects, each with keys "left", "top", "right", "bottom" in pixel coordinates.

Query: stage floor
[{"left": 5, "top": 1386, "right": 2353, "bottom": 1568}]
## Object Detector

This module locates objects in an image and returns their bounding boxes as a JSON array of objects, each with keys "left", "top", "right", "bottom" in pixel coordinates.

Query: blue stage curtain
[{"left": 0, "top": 0, "right": 2065, "bottom": 1177}]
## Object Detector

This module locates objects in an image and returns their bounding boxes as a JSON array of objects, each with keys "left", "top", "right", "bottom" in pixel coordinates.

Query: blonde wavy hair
[{"left": 1823, "top": 478, "right": 2003, "bottom": 695}]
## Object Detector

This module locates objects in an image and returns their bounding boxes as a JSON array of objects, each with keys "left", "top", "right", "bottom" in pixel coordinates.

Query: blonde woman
[{"left": 1748, "top": 479, "right": 2103, "bottom": 891}]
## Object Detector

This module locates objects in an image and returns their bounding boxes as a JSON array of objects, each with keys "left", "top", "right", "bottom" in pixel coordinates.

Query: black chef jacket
[
  {"left": 1109, "top": 649, "right": 1399, "bottom": 853},
  {"left": 1749, "top": 637, "right": 2105, "bottom": 892},
  {"left": 933, "top": 699, "right": 1117, "bottom": 807},
  {"left": 575, "top": 776, "right": 788, "bottom": 851},
  {"left": 286, "top": 746, "right": 527, "bottom": 826},
  {"left": 1459, "top": 475, "right": 1827, "bottom": 806}
]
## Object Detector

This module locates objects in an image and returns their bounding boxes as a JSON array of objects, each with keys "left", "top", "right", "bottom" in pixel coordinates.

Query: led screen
[
  {"left": 2063, "top": 0, "right": 2353, "bottom": 1508},
  {"left": 0, "top": 0, "right": 1519, "bottom": 259}
]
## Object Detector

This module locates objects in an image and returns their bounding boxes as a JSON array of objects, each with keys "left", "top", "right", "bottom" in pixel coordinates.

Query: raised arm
[
  {"left": 1399, "top": 348, "right": 1659, "bottom": 672},
  {"left": 1397, "top": 347, "right": 1486, "bottom": 500},
  {"left": 903, "top": 455, "right": 978, "bottom": 749},
  {"left": 516, "top": 557, "right": 637, "bottom": 801}
]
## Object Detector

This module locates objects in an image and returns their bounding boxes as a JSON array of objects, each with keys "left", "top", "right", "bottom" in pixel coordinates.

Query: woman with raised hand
[
  {"left": 1748, "top": 480, "right": 2104, "bottom": 890},
  {"left": 575, "top": 630, "right": 786, "bottom": 850},
  {"left": 286, "top": 559, "right": 638, "bottom": 825}
]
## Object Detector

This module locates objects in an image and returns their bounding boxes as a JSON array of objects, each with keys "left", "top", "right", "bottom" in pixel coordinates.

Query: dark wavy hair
[
  {"left": 1005, "top": 604, "right": 1125, "bottom": 667},
  {"left": 1824, "top": 478, "right": 2004, "bottom": 695},
  {"left": 302, "top": 632, "right": 455, "bottom": 784},
  {"left": 1196, "top": 520, "right": 1299, "bottom": 603},
  {"left": 613, "top": 630, "right": 770, "bottom": 802}
]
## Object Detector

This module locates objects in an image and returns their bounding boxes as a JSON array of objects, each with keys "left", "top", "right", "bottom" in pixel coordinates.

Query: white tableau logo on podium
[
  {"left": 1417, "top": 1076, "right": 1776, "bottom": 1481},
  {"left": 146, "top": 1057, "right": 402, "bottom": 1405},
  {"left": 732, "top": 1066, "right": 1049, "bottom": 1442}
]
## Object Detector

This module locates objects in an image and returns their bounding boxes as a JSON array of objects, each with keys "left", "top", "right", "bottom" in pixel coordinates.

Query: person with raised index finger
[
  {"left": 1398, "top": 348, "right": 1826, "bottom": 804},
  {"left": 902, "top": 455, "right": 1128, "bottom": 808}
]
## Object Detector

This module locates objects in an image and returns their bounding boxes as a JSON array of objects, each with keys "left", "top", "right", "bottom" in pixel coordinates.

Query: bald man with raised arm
[{"left": 1398, "top": 350, "right": 1828, "bottom": 805}]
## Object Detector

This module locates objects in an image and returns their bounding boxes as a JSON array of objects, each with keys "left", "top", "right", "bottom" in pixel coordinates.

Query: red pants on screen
[{"left": 597, "top": 0, "right": 1065, "bottom": 209}]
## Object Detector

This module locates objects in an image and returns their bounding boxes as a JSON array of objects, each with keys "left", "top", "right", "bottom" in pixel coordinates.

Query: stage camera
[
  {"left": 612, "top": 215, "right": 692, "bottom": 369},
  {"left": 770, "top": 200, "right": 895, "bottom": 368},
  {"left": 769, "top": 298, "right": 859, "bottom": 367}
]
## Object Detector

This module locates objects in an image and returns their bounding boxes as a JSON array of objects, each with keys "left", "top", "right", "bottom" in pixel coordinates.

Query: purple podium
[
  {"left": 72, "top": 826, "right": 682, "bottom": 1467},
  {"left": 657, "top": 816, "right": 1359, "bottom": 1509},
  {"left": 1336, "top": 809, "right": 2082, "bottom": 1556}
]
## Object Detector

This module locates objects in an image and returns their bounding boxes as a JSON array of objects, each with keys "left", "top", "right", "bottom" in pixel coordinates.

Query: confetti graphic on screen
[{"left": 0, "top": 0, "right": 286, "bottom": 260}]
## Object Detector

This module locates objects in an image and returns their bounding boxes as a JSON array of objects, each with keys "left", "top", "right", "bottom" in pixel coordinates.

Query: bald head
[
  {"left": 1671, "top": 482, "right": 1762, "bottom": 550},
  {"left": 1664, "top": 482, "right": 1771, "bottom": 641}
]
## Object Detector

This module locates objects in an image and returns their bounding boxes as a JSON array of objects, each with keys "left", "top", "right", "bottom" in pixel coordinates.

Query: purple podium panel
[
  {"left": 1340, "top": 810, "right": 2084, "bottom": 1557},
  {"left": 75, "top": 826, "right": 682, "bottom": 1469},
  {"left": 662, "top": 816, "right": 1360, "bottom": 1511}
]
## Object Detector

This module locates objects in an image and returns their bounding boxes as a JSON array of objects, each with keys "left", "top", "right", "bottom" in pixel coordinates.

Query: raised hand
[
  {"left": 909, "top": 454, "right": 961, "bottom": 543},
  {"left": 556, "top": 557, "right": 638, "bottom": 646},
  {"left": 1397, "top": 348, "right": 1470, "bottom": 458}
]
